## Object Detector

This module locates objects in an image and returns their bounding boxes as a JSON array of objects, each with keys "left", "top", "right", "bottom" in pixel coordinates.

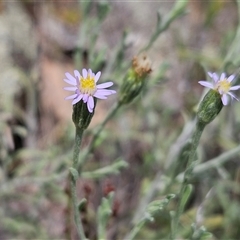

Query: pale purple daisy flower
[
  {"left": 198, "top": 72, "right": 240, "bottom": 105},
  {"left": 64, "top": 69, "right": 116, "bottom": 113}
]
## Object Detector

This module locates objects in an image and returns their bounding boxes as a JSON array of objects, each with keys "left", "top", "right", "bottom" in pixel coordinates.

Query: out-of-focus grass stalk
[
  {"left": 171, "top": 89, "right": 223, "bottom": 239},
  {"left": 78, "top": 102, "right": 122, "bottom": 170},
  {"left": 125, "top": 195, "right": 175, "bottom": 240},
  {"left": 70, "top": 127, "right": 86, "bottom": 240},
  {"left": 74, "top": 1, "right": 93, "bottom": 70},
  {"left": 82, "top": 158, "right": 128, "bottom": 179},
  {"left": 97, "top": 192, "right": 114, "bottom": 239},
  {"left": 178, "top": 144, "right": 240, "bottom": 180},
  {"left": 75, "top": 0, "right": 110, "bottom": 71},
  {"left": 125, "top": 219, "right": 146, "bottom": 240},
  {"left": 170, "top": 120, "right": 205, "bottom": 239},
  {"left": 3, "top": 125, "right": 239, "bottom": 198},
  {"left": 129, "top": 141, "right": 240, "bottom": 226},
  {"left": 140, "top": 0, "right": 188, "bottom": 52},
  {"left": 223, "top": 0, "right": 240, "bottom": 71},
  {"left": 21, "top": 71, "right": 38, "bottom": 149}
]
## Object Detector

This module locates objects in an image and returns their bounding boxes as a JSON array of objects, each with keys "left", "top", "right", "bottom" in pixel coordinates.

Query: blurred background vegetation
[{"left": 1, "top": 1, "right": 240, "bottom": 239}]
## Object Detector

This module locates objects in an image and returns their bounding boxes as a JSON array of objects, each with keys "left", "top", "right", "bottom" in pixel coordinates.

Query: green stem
[
  {"left": 177, "top": 144, "right": 240, "bottom": 180},
  {"left": 71, "top": 127, "right": 86, "bottom": 240},
  {"left": 140, "top": 0, "right": 188, "bottom": 53},
  {"left": 78, "top": 102, "right": 122, "bottom": 169},
  {"left": 171, "top": 120, "right": 205, "bottom": 239},
  {"left": 124, "top": 220, "right": 145, "bottom": 240}
]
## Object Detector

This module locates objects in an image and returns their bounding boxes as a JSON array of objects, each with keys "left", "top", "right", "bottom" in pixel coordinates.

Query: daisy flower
[
  {"left": 64, "top": 69, "right": 116, "bottom": 112},
  {"left": 198, "top": 72, "right": 240, "bottom": 105}
]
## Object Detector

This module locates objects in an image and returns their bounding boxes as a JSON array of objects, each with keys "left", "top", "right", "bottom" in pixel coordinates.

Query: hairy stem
[
  {"left": 171, "top": 120, "right": 205, "bottom": 239},
  {"left": 71, "top": 127, "right": 86, "bottom": 239}
]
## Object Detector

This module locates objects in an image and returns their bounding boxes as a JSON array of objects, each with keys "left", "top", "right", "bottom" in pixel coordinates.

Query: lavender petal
[
  {"left": 97, "top": 82, "right": 114, "bottom": 89},
  {"left": 65, "top": 72, "right": 77, "bottom": 84},
  {"left": 221, "top": 94, "right": 228, "bottom": 105},
  {"left": 72, "top": 94, "right": 83, "bottom": 105},
  {"left": 64, "top": 78, "right": 76, "bottom": 86},
  {"left": 220, "top": 73, "right": 226, "bottom": 81},
  {"left": 230, "top": 85, "right": 240, "bottom": 90},
  {"left": 82, "top": 69, "right": 88, "bottom": 79},
  {"left": 198, "top": 81, "right": 214, "bottom": 89},
  {"left": 87, "top": 96, "right": 94, "bottom": 112},
  {"left": 65, "top": 94, "right": 78, "bottom": 100},
  {"left": 94, "top": 71, "right": 101, "bottom": 83},
  {"left": 64, "top": 86, "right": 78, "bottom": 92},
  {"left": 227, "top": 75, "right": 235, "bottom": 83},
  {"left": 95, "top": 89, "right": 116, "bottom": 96}
]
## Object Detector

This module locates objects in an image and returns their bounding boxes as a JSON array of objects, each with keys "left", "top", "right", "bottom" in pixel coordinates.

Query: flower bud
[
  {"left": 72, "top": 98, "right": 96, "bottom": 130},
  {"left": 197, "top": 90, "right": 223, "bottom": 125},
  {"left": 118, "top": 54, "right": 152, "bottom": 105}
]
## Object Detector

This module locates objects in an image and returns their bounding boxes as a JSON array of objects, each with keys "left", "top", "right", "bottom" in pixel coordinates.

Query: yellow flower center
[
  {"left": 79, "top": 74, "right": 96, "bottom": 95},
  {"left": 216, "top": 79, "right": 231, "bottom": 94}
]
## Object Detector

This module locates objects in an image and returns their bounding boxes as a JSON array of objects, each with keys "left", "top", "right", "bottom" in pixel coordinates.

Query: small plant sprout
[
  {"left": 64, "top": 69, "right": 116, "bottom": 112},
  {"left": 198, "top": 72, "right": 240, "bottom": 105}
]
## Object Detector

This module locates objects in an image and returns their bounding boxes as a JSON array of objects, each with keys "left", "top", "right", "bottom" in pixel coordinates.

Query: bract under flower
[
  {"left": 198, "top": 72, "right": 240, "bottom": 105},
  {"left": 64, "top": 69, "right": 116, "bottom": 112}
]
